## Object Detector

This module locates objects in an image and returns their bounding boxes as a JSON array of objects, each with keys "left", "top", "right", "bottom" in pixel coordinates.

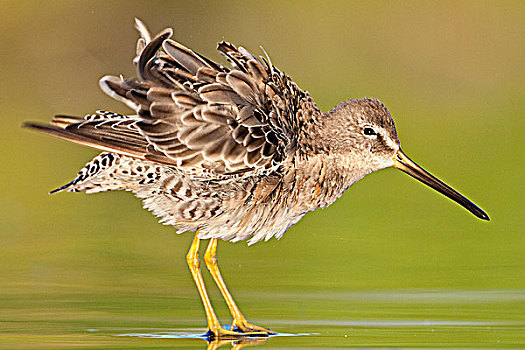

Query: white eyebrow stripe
[{"left": 379, "top": 128, "right": 399, "bottom": 150}]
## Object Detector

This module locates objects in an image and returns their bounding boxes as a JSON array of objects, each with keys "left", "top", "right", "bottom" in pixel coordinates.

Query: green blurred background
[{"left": 1, "top": 1, "right": 524, "bottom": 348}]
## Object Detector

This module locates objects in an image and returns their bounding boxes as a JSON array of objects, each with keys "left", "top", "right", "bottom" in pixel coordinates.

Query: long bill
[{"left": 393, "top": 150, "right": 489, "bottom": 221}]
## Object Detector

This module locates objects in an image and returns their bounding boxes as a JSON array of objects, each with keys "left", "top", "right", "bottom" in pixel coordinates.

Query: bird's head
[
  {"left": 321, "top": 97, "right": 489, "bottom": 221},
  {"left": 322, "top": 98, "right": 400, "bottom": 172}
]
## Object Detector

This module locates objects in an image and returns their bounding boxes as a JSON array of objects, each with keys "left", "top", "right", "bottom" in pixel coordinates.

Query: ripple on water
[{"left": 116, "top": 328, "right": 317, "bottom": 339}]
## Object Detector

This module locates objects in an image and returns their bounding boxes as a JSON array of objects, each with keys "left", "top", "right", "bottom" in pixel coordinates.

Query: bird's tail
[{"left": 47, "top": 153, "right": 122, "bottom": 194}]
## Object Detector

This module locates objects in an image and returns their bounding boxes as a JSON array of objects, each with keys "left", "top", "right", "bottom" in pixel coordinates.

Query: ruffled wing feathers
[{"left": 25, "top": 20, "right": 320, "bottom": 179}]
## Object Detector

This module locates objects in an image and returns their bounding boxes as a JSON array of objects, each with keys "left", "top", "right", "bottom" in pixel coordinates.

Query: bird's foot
[
  {"left": 205, "top": 326, "right": 241, "bottom": 340},
  {"left": 231, "top": 319, "right": 275, "bottom": 335},
  {"left": 205, "top": 325, "right": 267, "bottom": 340}
]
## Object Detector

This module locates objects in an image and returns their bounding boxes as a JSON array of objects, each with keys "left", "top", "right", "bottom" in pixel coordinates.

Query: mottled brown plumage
[{"left": 24, "top": 19, "right": 488, "bottom": 339}]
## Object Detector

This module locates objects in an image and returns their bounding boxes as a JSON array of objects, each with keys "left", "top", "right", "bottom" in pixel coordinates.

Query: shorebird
[{"left": 24, "top": 19, "right": 489, "bottom": 339}]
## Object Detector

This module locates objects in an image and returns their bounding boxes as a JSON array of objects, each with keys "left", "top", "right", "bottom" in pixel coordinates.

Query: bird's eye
[{"left": 363, "top": 127, "right": 377, "bottom": 136}]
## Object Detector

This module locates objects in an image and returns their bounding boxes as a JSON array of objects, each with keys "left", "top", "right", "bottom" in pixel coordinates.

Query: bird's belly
[
  {"left": 196, "top": 198, "right": 308, "bottom": 245},
  {"left": 131, "top": 164, "right": 304, "bottom": 244}
]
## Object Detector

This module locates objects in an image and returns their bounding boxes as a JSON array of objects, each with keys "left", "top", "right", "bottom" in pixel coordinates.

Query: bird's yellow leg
[
  {"left": 186, "top": 232, "right": 240, "bottom": 339},
  {"left": 204, "top": 238, "right": 275, "bottom": 335}
]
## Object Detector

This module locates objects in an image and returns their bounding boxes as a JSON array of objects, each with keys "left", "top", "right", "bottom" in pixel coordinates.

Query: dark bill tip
[{"left": 393, "top": 150, "right": 489, "bottom": 221}]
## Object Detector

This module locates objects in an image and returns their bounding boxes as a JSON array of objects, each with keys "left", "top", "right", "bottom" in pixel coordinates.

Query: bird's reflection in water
[{"left": 205, "top": 336, "right": 268, "bottom": 350}]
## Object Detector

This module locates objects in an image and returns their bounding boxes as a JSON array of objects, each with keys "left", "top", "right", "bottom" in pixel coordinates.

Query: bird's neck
[
  {"left": 293, "top": 112, "right": 376, "bottom": 210},
  {"left": 292, "top": 152, "right": 373, "bottom": 212}
]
